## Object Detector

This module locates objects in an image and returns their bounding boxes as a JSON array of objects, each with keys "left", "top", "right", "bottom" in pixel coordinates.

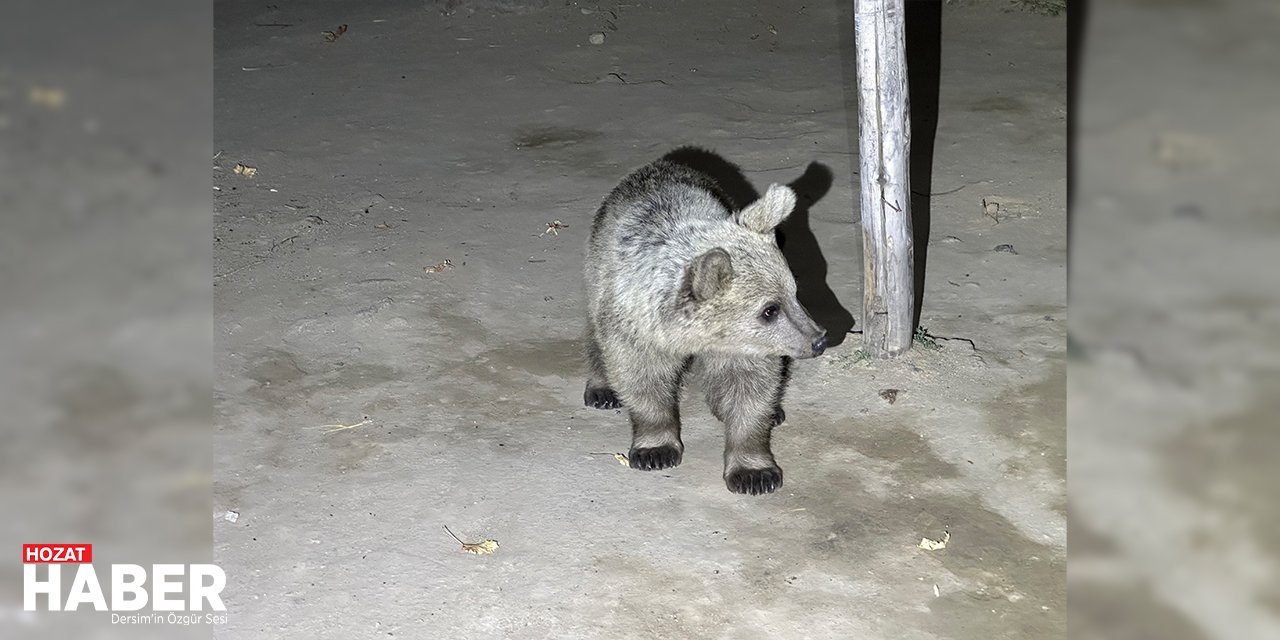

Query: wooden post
[{"left": 854, "top": 0, "right": 914, "bottom": 358}]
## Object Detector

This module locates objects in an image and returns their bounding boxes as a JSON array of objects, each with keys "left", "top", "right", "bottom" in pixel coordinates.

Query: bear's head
[{"left": 678, "top": 184, "right": 828, "bottom": 359}]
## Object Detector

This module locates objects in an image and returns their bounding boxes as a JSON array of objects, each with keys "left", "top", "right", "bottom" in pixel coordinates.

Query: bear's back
[{"left": 584, "top": 160, "right": 738, "bottom": 338}]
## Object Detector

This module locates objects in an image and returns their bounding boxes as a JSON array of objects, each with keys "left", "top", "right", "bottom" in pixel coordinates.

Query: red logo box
[{"left": 23, "top": 544, "right": 92, "bottom": 563}]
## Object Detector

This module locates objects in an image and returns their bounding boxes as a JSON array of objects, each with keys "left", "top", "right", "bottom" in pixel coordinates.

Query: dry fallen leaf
[
  {"left": 29, "top": 87, "right": 67, "bottom": 109},
  {"left": 424, "top": 259, "right": 454, "bottom": 273},
  {"left": 445, "top": 525, "right": 498, "bottom": 555},
  {"left": 322, "top": 24, "right": 349, "bottom": 42},
  {"left": 233, "top": 163, "right": 258, "bottom": 177},
  {"left": 918, "top": 530, "right": 950, "bottom": 551},
  {"left": 613, "top": 453, "right": 629, "bottom": 466},
  {"left": 462, "top": 540, "right": 499, "bottom": 555}
]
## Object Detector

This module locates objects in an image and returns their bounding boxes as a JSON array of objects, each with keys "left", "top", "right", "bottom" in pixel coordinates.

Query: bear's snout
[{"left": 810, "top": 334, "right": 828, "bottom": 357}]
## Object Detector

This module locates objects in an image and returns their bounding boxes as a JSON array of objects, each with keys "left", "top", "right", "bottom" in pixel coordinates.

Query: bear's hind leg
[
  {"left": 697, "top": 355, "right": 786, "bottom": 495},
  {"left": 583, "top": 324, "right": 622, "bottom": 409}
]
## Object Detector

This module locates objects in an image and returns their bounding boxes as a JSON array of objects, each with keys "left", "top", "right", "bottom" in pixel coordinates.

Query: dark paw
[
  {"left": 628, "top": 445, "right": 682, "bottom": 471},
  {"left": 770, "top": 406, "right": 786, "bottom": 427},
  {"left": 584, "top": 387, "right": 622, "bottom": 409},
  {"left": 725, "top": 466, "right": 784, "bottom": 495}
]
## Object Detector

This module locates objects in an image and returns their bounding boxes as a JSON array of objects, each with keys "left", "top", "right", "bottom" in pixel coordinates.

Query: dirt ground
[
  {"left": 213, "top": 1, "right": 1065, "bottom": 637},
  {"left": 1068, "top": 1, "right": 1280, "bottom": 639}
]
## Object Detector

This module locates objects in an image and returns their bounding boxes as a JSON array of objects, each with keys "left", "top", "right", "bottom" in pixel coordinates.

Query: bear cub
[{"left": 582, "top": 154, "right": 827, "bottom": 495}]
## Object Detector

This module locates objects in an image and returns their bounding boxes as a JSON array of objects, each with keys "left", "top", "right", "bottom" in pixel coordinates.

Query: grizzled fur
[{"left": 583, "top": 156, "right": 826, "bottom": 495}]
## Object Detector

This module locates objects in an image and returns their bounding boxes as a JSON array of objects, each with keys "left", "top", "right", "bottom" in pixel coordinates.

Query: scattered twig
[
  {"left": 310, "top": 416, "right": 373, "bottom": 434},
  {"left": 271, "top": 234, "right": 299, "bottom": 251},
  {"left": 914, "top": 326, "right": 980, "bottom": 353},
  {"left": 541, "top": 220, "right": 568, "bottom": 236},
  {"left": 606, "top": 72, "right": 666, "bottom": 85},
  {"left": 934, "top": 334, "right": 978, "bottom": 351},
  {"left": 750, "top": 162, "right": 811, "bottom": 173},
  {"left": 738, "top": 130, "right": 827, "bottom": 141},
  {"left": 573, "top": 72, "right": 669, "bottom": 86},
  {"left": 719, "top": 95, "right": 816, "bottom": 117},
  {"left": 214, "top": 258, "right": 267, "bottom": 280},
  {"left": 911, "top": 327, "right": 977, "bottom": 363},
  {"left": 917, "top": 184, "right": 966, "bottom": 197}
]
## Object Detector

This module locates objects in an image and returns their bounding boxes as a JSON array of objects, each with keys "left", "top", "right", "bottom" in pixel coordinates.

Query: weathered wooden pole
[{"left": 854, "top": 0, "right": 915, "bottom": 358}]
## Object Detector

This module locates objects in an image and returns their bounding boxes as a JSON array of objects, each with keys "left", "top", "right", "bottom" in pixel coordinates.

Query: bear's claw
[
  {"left": 628, "top": 445, "right": 682, "bottom": 471},
  {"left": 726, "top": 466, "right": 784, "bottom": 495},
  {"left": 770, "top": 406, "right": 786, "bottom": 427},
  {"left": 584, "top": 387, "right": 622, "bottom": 409}
]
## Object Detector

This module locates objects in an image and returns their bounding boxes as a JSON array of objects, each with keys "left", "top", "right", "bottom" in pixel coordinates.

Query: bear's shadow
[{"left": 663, "top": 146, "right": 857, "bottom": 347}]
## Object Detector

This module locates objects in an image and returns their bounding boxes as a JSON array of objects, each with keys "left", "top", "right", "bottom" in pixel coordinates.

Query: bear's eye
[{"left": 760, "top": 304, "right": 781, "bottom": 322}]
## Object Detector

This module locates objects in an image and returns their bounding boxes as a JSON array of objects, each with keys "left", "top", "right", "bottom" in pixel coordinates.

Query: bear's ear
[
  {"left": 681, "top": 248, "right": 734, "bottom": 304},
  {"left": 736, "top": 184, "right": 797, "bottom": 234}
]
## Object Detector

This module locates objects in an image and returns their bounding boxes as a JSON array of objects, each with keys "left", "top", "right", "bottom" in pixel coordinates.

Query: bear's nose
[{"left": 811, "top": 334, "right": 828, "bottom": 357}]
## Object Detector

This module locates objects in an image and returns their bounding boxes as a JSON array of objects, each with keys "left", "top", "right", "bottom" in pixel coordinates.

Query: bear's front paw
[
  {"left": 628, "top": 445, "right": 682, "bottom": 471},
  {"left": 725, "top": 466, "right": 784, "bottom": 495},
  {"left": 584, "top": 387, "right": 622, "bottom": 409}
]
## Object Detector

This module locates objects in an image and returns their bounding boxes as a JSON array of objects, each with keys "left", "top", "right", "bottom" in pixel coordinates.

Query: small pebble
[
  {"left": 589, "top": 32, "right": 606, "bottom": 45},
  {"left": 993, "top": 243, "right": 1017, "bottom": 254}
]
